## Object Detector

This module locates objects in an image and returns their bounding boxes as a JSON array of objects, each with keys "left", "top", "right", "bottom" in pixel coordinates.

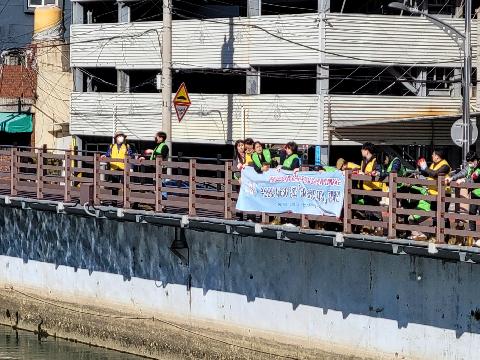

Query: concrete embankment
[
  {"left": 0, "top": 198, "right": 478, "bottom": 359},
  {"left": 0, "top": 287, "right": 373, "bottom": 360}
]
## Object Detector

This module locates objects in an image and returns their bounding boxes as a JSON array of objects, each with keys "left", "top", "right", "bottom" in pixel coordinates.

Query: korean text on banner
[{"left": 236, "top": 167, "right": 345, "bottom": 217}]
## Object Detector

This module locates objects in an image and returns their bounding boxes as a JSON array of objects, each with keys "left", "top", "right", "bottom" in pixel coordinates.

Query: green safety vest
[
  {"left": 282, "top": 154, "right": 299, "bottom": 170},
  {"left": 252, "top": 149, "right": 272, "bottom": 169},
  {"left": 472, "top": 168, "right": 480, "bottom": 198},
  {"left": 409, "top": 184, "right": 431, "bottom": 221},
  {"left": 387, "top": 157, "right": 406, "bottom": 177},
  {"left": 150, "top": 142, "right": 166, "bottom": 160}
]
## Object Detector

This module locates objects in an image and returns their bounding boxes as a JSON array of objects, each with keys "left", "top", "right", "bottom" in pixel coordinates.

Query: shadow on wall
[
  {"left": 221, "top": 17, "right": 235, "bottom": 143},
  {"left": 1, "top": 206, "right": 480, "bottom": 339}
]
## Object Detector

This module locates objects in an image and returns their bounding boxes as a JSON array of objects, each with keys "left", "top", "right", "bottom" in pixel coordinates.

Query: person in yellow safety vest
[
  {"left": 100, "top": 131, "right": 133, "bottom": 206},
  {"left": 357, "top": 142, "right": 383, "bottom": 233},
  {"left": 244, "top": 138, "right": 255, "bottom": 166},
  {"left": 252, "top": 142, "right": 273, "bottom": 173},
  {"left": 359, "top": 142, "right": 383, "bottom": 191},
  {"left": 418, "top": 149, "right": 451, "bottom": 196},
  {"left": 418, "top": 149, "right": 452, "bottom": 240},
  {"left": 101, "top": 131, "right": 133, "bottom": 170}
]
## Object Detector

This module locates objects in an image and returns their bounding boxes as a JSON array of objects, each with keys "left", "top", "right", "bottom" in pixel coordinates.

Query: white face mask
[{"left": 116, "top": 136, "right": 125, "bottom": 144}]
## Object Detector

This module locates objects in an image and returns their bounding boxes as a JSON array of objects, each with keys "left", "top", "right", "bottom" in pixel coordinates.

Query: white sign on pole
[{"left": 451, "top": 119, "right": 478, "bottom": 147}]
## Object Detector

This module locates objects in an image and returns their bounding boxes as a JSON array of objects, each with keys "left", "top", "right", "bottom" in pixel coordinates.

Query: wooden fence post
[
  {"left": 343, "top": 170, "right": 352, "bottom": 234},
  {"left": 387, "top": 173, "right": 397, "bottom": 239},
  {"left": 36, "top": 149, "right": 44, "bottom": 199},
  {"left": 93, "top": 153, "right": 100, "bottom": 206},
  {"left": 155, "top": 157, "right": 163, "bottom": 212},
  {"left": 123, "top": 157, "right": 130, "bottom": 209},
  {"left": 188, "top": 159, "right": 196, "bottom": 216},
  {"left": 10, "top": 147, "right": 17, "bottom": 196},
  {"left": 224, "top": 161, "right": 233, "bottom": 219},
  {"left": 64, "top": 150, "right": 72, "bottom": 202},
  {"left": 436, "top": 176, "right": 446, "bottom": 244}
]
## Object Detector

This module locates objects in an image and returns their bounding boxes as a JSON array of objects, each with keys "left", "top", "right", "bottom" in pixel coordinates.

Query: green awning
[{"left": 0, "top": 113, "right": 32, "bottom": 133}]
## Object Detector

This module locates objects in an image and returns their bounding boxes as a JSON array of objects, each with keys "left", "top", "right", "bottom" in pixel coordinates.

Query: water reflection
[{"left": 0, "top": 325, "right": 145, "bottom": 359}]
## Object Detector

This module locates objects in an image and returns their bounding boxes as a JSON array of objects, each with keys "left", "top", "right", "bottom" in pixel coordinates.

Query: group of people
[
  {"left": 233, "top": 138, "right": 301, "bottom": 178},
  {"left": 100, "top": 133, "right": 480, "bottom": 245},
  {"left": 337, "top": 142, "right": 480, "bottom": 245}
]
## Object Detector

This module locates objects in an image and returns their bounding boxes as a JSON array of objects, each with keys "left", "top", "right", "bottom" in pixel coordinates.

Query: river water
[{"left": 0, "top": 325, "right": 145, "bottom": 359}]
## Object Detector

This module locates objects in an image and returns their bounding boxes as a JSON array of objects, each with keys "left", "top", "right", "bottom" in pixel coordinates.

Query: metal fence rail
[{"left": 2, "top": 146, "right": 480, "bottom": 246}]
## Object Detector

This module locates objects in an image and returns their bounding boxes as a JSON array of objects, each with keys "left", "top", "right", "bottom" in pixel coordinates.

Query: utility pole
[
  {"left": 162, "top": 0, "right": 172, "bottom": 155},
  {"left": 463, "top": 0, "right": 472, "bottom": 165}
]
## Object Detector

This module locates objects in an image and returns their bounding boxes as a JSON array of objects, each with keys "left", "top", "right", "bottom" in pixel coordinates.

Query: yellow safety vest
[
  {"left": 427, "top": 159, "right": 451, "bottom": 195},
  {"left": 245, "top": 152, "right": 253, "bottom": 166},
  {"left": 110, "top": 144, "right": 129, "bottom": 171},
  {"left": 361, "top": 157, "right": 382, "bottom": 191}
]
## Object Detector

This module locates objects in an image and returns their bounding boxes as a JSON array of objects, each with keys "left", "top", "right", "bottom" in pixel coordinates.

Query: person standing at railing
[
  {"left": 418, "top": 149, "right": 452, "bottom": 241},
  {"left": 100, "top": 131, "right": 133, "bottom": 206},
  {"left": 445, "top": 151, "right": 480, "bottom": 246},
  {"left": 144, "top": 131, "right": 169, "bottom": 161},
  {"left": 357, "top": 142, "right": 383, "bottom": 235},
  {"left": 252, "top": 142, "right": 274, "bottom": 173},
  {"left": 378, "top": 153, "right": 407, "bottom": 208},
  {"left": 101, "top": 131, "right": 133, "bottom": 170},
  {"left": 244, "top": 138, "right": 255, "bottom": 166},
  {"left": 233, "top": 139, "right": 245, "bottom": 181},
  {"left": 279, "top": 142, "right": 300, "bottom": 171}
]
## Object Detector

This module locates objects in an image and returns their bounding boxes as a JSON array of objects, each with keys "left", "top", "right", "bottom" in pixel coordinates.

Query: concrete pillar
[
  {"left": 117, "top": 70, "right": 130, "bottom": 93},
  {"left": 118, "top": 2, "right": 130, "bottom": 23},
  {"left": 318, "top": 0, "right": 330, "bottom": 12},
  {"left": 72, "top": 1, "right": 84, "bottom": 25},
  {"left": 416, "top": 68, "right": 427, "bottom": 96},
  {"left": 247, "top": 0, "right": 261, "bottom": 17},
  {"left": 246, "top": 68, "right": 260, "bottom": 95},
  {"left": 73, "top": 68, "right": 83, "bottom": 92}
]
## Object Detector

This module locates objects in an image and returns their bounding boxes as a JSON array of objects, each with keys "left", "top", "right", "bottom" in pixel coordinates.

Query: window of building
[
  {"left": 259, "top": 66, "right": 316, "bottom": 94},
  {"left": 82, "top": 1, "right": 118, "bottom": 24},
  {"left": 25, "top": 0, "right": 61, "bottom": 13},
  {"left": 28, "top": 0, "right": 58, "bottom": 7},
  {"left": 174, "top": 0, "right": 246, "bottom": 20},
  {"left": 261, "top": 0, "right": 317, "bottom": 15},
  {"left": 172, "top": 70, "right": 245, "bottom": 94}
]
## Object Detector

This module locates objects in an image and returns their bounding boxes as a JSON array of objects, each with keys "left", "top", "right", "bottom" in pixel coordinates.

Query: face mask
[{"left": 117, "top": 136, "right": 125, "bottom": 144}]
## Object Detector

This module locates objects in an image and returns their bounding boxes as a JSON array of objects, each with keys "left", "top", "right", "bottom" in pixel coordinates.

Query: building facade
[{"left": 68, "top": 0, "right": 480, "bottom": 165}]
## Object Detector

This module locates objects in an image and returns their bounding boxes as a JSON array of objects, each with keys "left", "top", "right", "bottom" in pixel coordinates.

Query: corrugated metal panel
[
  {"left": 70, "top": 14, "right": 320, "bottom": 68},
  {"left": 70, "top": 22, "right": 162, "bottom": 68},
  {"left": 324, "top": 95, "right": 462, "bottom": 145},
  {"left": 70, "top": 92, "right": 321, "bottom": 144},
  {"left": 247, "top": 14, "right": 319, "bottom": 65},
  {"left": 242, "top": 95, "right": 319, "bottom": 143},
  {"left": 325, "top": 14, "right": 477, "bottom": 66},
  {"left": 71, "top": 14, "right": 476, "bottom": 68}
]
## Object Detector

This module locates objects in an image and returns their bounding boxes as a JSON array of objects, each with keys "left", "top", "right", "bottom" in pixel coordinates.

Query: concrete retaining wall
[{"left": 0, "top": 205, "right": 479, "bottom": 359}]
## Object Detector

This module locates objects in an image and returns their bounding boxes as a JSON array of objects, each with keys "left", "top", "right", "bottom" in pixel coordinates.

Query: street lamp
[{"left": 389, "top": 1, "right": 473, "bottom": 166}]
